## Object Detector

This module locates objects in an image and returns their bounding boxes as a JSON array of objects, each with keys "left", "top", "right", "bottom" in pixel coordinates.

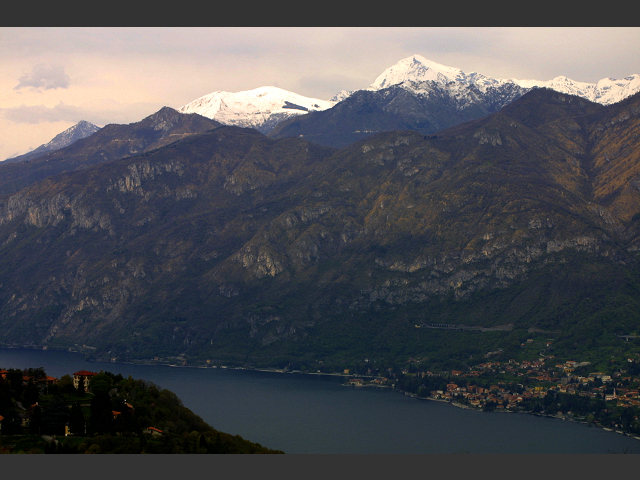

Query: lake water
[{"left": 1, "top": 347, "right": 640, "bottom": 454}]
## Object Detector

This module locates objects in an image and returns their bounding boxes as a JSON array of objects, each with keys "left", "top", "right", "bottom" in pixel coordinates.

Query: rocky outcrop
[{"left": 1, "top": 190, "right": 112, "bottom": 233}]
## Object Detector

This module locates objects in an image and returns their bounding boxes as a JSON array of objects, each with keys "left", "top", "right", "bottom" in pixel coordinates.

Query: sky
[{"left": 2, "top": 26, "right": 640, "bottom": 161}]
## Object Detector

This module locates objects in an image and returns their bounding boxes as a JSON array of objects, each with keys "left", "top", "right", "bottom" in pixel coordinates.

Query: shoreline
[
  {"left": 0, "top": 343, "right": 354, "bottom": 380},
  {"left": 2, "top": 344, "right": 640, "bottom": 442},
  {"left": 412, "top": 393, "right": 640, "bottom": 442}
]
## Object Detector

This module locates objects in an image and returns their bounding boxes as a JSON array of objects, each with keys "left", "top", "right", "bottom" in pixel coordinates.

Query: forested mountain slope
[{"left": 0, "top": 89, "right": 639, "bottom": 371}]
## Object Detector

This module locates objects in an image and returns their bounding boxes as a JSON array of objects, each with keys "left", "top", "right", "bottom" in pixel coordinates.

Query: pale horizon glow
[{"left": 1, "top": 27, "right": 640, "bottom": 160}]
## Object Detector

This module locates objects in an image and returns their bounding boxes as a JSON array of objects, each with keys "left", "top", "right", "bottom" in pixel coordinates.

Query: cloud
[
  {"left": 0, "top": 101, "right": 168, "bottom": 127},
  {"left": 297, "top": 73, "right": 369, "bottom": 99},
  {"left": 0, "top": 103, "right": 86, "bottom": 124},
  {"left": 14, "top": 64, "right": 71, "bottom": 90}
]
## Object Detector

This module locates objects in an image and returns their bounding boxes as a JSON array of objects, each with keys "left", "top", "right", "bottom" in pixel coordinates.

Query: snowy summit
[
  {"left": 370, "top": 55, "right": 471, "bottom": 89},
  {"left": 178, "top": 86, "right": 335, "bottom": 132},
  {"left": 368, "top": 54, "right": 515, "bottom": 97},
  {"left": 368, "top": 54, "right": 640, "bottom": 106}
]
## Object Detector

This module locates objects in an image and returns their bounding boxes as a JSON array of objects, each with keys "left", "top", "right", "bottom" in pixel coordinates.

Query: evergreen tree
[
  {"left": 29, "top": 404, "right": 42, "bottom": 434},
  {"left": 69, "top": 402, "right": 86, "bottom": 435},
  {"left": 41, "top": 394, "right": 70, "bottom": 435},
  {"left": 89, "top": 391, "right": 113, "bottom": 434},
  {"left": 23, "top": 379, "right": 40, "bottom": 407}
]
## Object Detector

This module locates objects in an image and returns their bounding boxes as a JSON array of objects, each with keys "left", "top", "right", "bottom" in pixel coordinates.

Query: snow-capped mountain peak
[
  {"left": 41, "top": 120, "right": 100, "bottom": 151},
  {"left": 366, "top": 54, "right": 521, "bottom": 110},
  {"left": 367, "top": 54, "right": 515, "bottom": 100},
  {"left": 367, "top": 54, "right": 640, "bottom": 106},
  {"left": 2, "top": 120, "right": 101, "bottom": 163},
  {"left": 178, "top": 86, "right": 335, "bottom": 132},
  {"left": 511, "top": 73, "right": 640, "bottom": 105},
  {"left": 370, "top": 54, "right": 468, "bottom": 89}
]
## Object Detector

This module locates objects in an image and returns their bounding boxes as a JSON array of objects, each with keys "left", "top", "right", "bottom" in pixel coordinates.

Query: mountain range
[
  {"left": 0, "top": 83, "right": 639, "bottom": 372},
  {"left": 6, "top": 55, "right": 640, "bottom": 163},
  {"left": 188, "top": 54, "right": 640, "bottom": 148},
  {"left": 366, "top": 55, "right": 640, "bottom": 105}
]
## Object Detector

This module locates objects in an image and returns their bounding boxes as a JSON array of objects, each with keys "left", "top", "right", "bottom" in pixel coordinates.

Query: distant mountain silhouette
[{"left": 3, "top": 120, "right": 101, "bottom": 164}]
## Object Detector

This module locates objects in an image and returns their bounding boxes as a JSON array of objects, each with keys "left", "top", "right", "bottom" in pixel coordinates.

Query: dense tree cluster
[{"left": 0, "top": 367, "right": 282, "bottom": 454}]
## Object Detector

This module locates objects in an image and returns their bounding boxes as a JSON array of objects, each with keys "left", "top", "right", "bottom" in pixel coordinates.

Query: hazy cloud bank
[
  {"left": 0, "top": 101, "right": 162, "bottom": 127},
  {"left": 14, "top": 64, "right": 71, "bottom": 91}
]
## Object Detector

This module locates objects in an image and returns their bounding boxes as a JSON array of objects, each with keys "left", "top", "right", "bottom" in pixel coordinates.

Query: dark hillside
[
  {"left": 269, "top": 82, "right": 527, "bottom": 148},
  {"left": 0, "top": 367, "right": 282, "bottom": 453}
]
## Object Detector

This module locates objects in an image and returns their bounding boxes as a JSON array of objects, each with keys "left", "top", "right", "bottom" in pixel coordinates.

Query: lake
[{"left": 1, "top": 347, "right": 639, "bottom": 454}]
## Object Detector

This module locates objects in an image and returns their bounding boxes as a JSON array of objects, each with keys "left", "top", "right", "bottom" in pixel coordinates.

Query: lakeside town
[{"left": 342, "top": 351, "right": 640, "bottom": 440}]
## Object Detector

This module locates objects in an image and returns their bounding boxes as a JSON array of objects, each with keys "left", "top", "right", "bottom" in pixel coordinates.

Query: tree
[
  {"left": 29, "top": 404, "right": 43, "bottom": 434},
  {"left": 89, "top": 391, "right": 113, "bottom": 434},
  {"left": 89, "top": 372, "right": 114, "bottom": 396},
  {"left": 55, "top": 374, "right": 75, "bottom": 394},
  {"left": 41, "top": 395, "right": 70, "bottom": 435},
  {"left": 26, "top": 368, "right": 46, "bottom": 382},
  {"left": 69, "top": 402, "right": 86, "bottom": 435},
  {"left": 23, "top": 379, "right": 40, "bottom": 407},
  {"left": 6, "top": 369, "right": 23, "bottom": 395}
]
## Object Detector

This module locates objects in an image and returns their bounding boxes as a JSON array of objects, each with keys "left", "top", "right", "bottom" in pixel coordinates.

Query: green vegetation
[{"left": 0, "top": 367, "right": 282, "bottom": 454}]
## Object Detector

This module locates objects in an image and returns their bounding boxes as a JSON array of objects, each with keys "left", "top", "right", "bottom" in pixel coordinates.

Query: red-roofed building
[
  {"left": 73, "top": 370, "right": 97, "bottom": 391},
  {"left": 146, "top": 426, "right": 164, "bottom": 437}
]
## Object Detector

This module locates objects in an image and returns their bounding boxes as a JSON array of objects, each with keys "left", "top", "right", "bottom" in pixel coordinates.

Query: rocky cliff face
[{"left": 0, "top": 90, "right": 639, "bottom": 368}]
